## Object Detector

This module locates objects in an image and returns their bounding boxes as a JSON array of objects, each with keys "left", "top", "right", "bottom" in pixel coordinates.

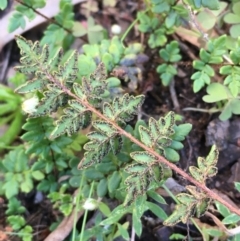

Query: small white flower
[
  {"left": 22, "top": 96, "right": 39, "bottom": 114},
  {"left": 111, "top": 24, "right": 122, "bottom": 35},
  {"left": 82, "top": 198, "right": 98, "bottom": 211}
]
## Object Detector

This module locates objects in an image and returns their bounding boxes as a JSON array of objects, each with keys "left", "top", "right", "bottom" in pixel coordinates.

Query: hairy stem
[{"left": 45, "top": 71, "right": 240, "bottom": 217}]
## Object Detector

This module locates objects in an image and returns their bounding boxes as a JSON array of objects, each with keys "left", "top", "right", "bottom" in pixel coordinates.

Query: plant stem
[
  {"left": 72, "top": 175, "right": 85, "bottom": 241},
  {"left": 46, "top": 71, "right": 240, "bottom": 217},
  {"left": 79, "top": 181, "right": 94, "bottom": 241}
]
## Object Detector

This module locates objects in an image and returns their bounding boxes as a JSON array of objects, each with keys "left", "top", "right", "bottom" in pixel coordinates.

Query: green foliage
[
  {"left": 13, "top": 35, "right": 194, "bottom": 238},
  {"left": 73, "top": 16, "right": 104, "bottom": 44},
  {"left": 223, "top": 2, "right": 240, "bottom": 38},
  {"left": 78, "top": 36, "right": 145, "bottom": 92},
  {"left": 188, "top": 0, "right": 220, "bottom": 10},
  {"left": 0, "top": 84, "right": 23, "bottom": 151},
  {"left": 0, "top": 0, "right": 7, "bottom": 10},
  {"left": 0, "top": 147, "right": 44, "bottom": 199},
  {"left": 6, "top": 197, "right": 26, "bottom": 215},
  {"left": 40, "top": 0, "right": 75, "bottom": 52},
  {"left": 157, "top": 40, "right": 182, "bottom": 86},
  {"left": 202, "top": 83, "right": 240, "bottom": 120},
  {"left": 164, "top": 145, "right": 218, "bottom": 226},
  {"left": 139, "top": 1, "right": 240, "bottom": 120},
  {"left": 7, "top": 215, "right": 33, "bottom": 241},
  {"left": 48, "top": 185, "right": 74, "bottom": 216},
  {"left": 4, "top": 0, "right": 240, "bottom": 240},
  {"left": 199, "top": 37, "right": 240, "bottom": 120},
  {"left": 137, "top": 2, "right": 188, "bottom": 48},
  {"left": 8, "top": 0, "right": 46, "bottom": 32},
  {"left": 191, "top": 35, "right": 226, "bottom": 93}
]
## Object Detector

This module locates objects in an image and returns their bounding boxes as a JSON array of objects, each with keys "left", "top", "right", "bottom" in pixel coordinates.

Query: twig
[
  {"left": 0, "top": 42, "right": 12, "bottom": 83},
  {"left": 183, "top": 2, "right": 233, "bottom": 65},
  {"left": 14, "top": 0, "right": 73, "bottom": 33},
  {"left": 0, "top": 0, "right": 86, "bottom": 50},
  {"left": 169, "top": 77, "right": 180, "bottom": 112}
]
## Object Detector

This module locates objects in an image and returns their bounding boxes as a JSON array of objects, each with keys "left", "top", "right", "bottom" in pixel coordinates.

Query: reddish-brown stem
[
  {"left": 47, "top": 72, "right": 240, "bottom": 217},
  {"left": 14, "top": 0, "right": 72, "bottom": 34}
]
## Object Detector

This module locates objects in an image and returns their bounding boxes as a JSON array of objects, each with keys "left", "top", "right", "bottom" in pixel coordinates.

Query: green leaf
[
  {"left": 84, "top": 168, "right": 105, "bottom": 180},
  {"left": 59, "top": 50, "right": 78, "bottom": 82},
  {"left": 117, "top": 223, "right": 130, "bottom": 240},
  {"left": 146, "top": 201, "right": 168, "bottom": 220},
  {"left": 222, "top": 214, "right": 240, "bottom": 225},
  {"left": 125, "top": 164, "right": 147, "bottom": 174},
  {"left": 108, "top": 171, "right": 122, "bottom": 193},
  {"left": 98, "top": 202, "right": 111, "bottom": 217},
  {"left": 7, "top": 215, "right": 26, "bottom": 230},
  {"left": 164, "top": 204, "right": 190, "bottom": 226},
  {"left": 147, "top": 190, "right": 166, "bottom": 204},
  {"left": 230, "top": 24, "right": 240, "bottom": 39},
  {"left": 204, "top": 228, "right": 223, "bottom": 237},
  {"left": 97, "top": 178, "right": 108, "bottom": 197},
  {"left": 93, "top": 121, "right": 117, "bottom": 136},
  {"left": 164, "top": 148, "right": 180, "bottom": 162},
  {"left": 19, "top": 225, "right": 33, "bottom": 241},
  {"left": 132, "top": 210, "right": 142, "bottom": 237},
  {"left": 15, "top": 79, "right": 47, "bottom": 93},
  {"left": 139, "top": 126, "right": 153, "bottom": 147},
  {"left": 8, "top": 13, "right": 26, "bottom": 32},
  {"left": 100, "top": 205, "right": 131, "bottom": 225},
  {"left": 50, "top": 102, "right": 91, "bottom": 139},
  {"left": 235, "top": 182, "right": 240, "bottom": 193},
  {"left": 72, "top": 22, "right": 87, "bottom": 37},
  {"left": 110, "top": 135, "right": 123, "bottom": 155},
  {"left": 0, "top": 0, "right": 7, "bottom": 10},
  {"left": 177, "top": 193, "right": 197, "bottom": 205},
  {"left": 6, "top": 197, "right": 26, "bottom": 215},
  {"left": 206, "top": 145, "right": 219, "bottom": 166},
  {"left": 165, "top": 11, "right": 177, "bottom": 29},
  {"left": 31, "top": 170, "right": 44, "bottom": 180},
  {"left": 202, "top": 0, "right": 219, "bottom": 11},
  {"left": 224, "top": 13, "right": 240, "bottom": 24},
  {"left": 189, "top": 166, "right": 204, "bottom": 183},
  {"left": 130, "top": 151, "right": 156, "bottom": 164},
  {"left": 202, "top": 83, "right": 229, "bottom": 103}
]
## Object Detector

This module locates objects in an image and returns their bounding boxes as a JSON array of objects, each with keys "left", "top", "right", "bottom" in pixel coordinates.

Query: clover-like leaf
[{"left": 202, "top": 83, "right": 230, "bottom": 103}]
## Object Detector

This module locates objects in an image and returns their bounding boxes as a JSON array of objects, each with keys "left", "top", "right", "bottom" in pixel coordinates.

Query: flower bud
[
  {"left": 82, "top": 198, "right": 98, "bottom": 210},
  {"left": 22, "top": 96, "right": 39, "bottom": 114}
]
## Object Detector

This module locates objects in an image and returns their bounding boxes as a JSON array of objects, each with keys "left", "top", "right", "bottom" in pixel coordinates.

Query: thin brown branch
[
  {"left": 45, "top": 72, "right": 240, "bottom": 217},
  {"left": 14, "top": 0, "right": 73, "bottom": 34}
]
